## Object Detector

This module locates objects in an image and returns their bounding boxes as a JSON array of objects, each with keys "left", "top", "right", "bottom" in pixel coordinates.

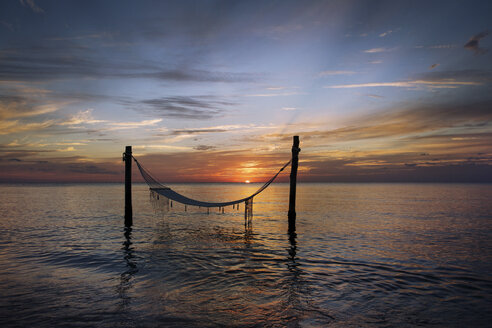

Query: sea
[{"left": 0, "top": 183, "right": 491, "bottom": 327}]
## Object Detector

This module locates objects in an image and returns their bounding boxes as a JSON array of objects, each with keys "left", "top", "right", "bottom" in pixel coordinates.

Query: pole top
[
  {"left": 292, "top": 136, "right": 300, "bottom": 148},
  {"left": 125, "top": 145, "right": 132, "bottom": 153}
]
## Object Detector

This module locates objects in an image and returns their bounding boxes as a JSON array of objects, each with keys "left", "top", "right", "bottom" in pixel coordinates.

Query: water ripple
[{"left": 0, "top": 183, "right": 491, "bottom": 327}]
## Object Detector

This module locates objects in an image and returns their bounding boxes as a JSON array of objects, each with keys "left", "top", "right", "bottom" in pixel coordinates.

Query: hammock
[{"left": 133, "top": 155, "right": 291, "bottom": 218}]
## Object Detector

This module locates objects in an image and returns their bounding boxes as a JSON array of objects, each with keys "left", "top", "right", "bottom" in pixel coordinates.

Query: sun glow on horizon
[{"left": 245, "top": 180, "right": 250, "bottom": 184}]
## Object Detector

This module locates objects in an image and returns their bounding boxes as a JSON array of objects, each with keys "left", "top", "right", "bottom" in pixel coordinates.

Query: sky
[{"left": 0, "top": 0, "right": 491, "bottom": 183}]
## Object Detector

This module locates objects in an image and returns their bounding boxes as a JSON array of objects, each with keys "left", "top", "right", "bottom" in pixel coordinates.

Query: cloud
[
  {"left": 325, "top": 79, "right": 482, "bottom": 89},
  {"left": 247, "top": 98, "right": 492, "bottom": 182},
  {"left": 57, "top": 146, "right": 76, "bottom": 152},
  {"left": 379, "top": 30, "right": 393, "bottom": 37},
  {"left": 152, "top": 124, "right": 276, "bottom": 145},
  {"left": 2, "top": 98, "right": 491, "bottom": 182},
  {"left": 133, "top": 144, "right": 190, "bottom": 151},
  {"left": 59, "top": 109, "right": 107, "bottom": 125},
  {"left": 464, "top": 31, "right": 489, "bottom": 54},
  {"left": 124, "top": 150, "right": 292, "bottom": 183},
  {"left": 0, "top": 93, "right": 63, "bottom": 120},
  {"left": 109, "top": 142, "right": 492, "bottom": 183},
  {"left": 3, "top": 140, "right": 87, "bottom": 149},
  {"left": 133, "top": 96, "right": 234, "bottom": 120},
  {"left": 0, "top": 45, "right": 107, "bottom": 81},
  {"left": 428, "top": 44, "right": 456, "bottom": 49},
  {"left": 19, "top": 0, "right": 44, "bottom": 13},
  {"left": 282, "top": 107, "right": 297, "bottom": 111},
  {"left": 166, "top": 124, "right": 265, "bottom": 137},
  {"left": 319, "top": 70, "right": 356, "bottom": 76},
  {"left": 128, "top": 69, "right": 257, "bottom": 83},
  {"left": 0, "top": 119, "right": 54, "bottom": 135},
  {"left": 107, "top": 119, "right": 162, "bottom": 130},
  {"left": 302, "top": 157, "right": 492, "bottom": 183},
  {"left": 363, "top": 47, "right": 394, "bottom": 53},
  {"left": 170, "top": 128, "right": 229, "bottom": 135},
  {"left": 416, "top": 69, "right": 492, "bottom": 83},
  {"left": 245, "top": 92, "right": 301, "bottom": 97},
  {"left": 366, "top": 94, "right": 383, "bottom": 99},
  {"left": 0, "top": 44, "right": 256, "bottom": 83},
  {"left": 193, "top": 145, "right": 216, "bottom": 151},
  {"left": 33, "top": 126, "right": 104, "bottom": 136},
  {"left": 266, "top": 86, "right": 290, "bottom": 90},
  {"left": 0, "top": 155, "right": 121, "bottom": 182},
  {"left": 264, "top": 99, "right": 492, "bottom": 146}
]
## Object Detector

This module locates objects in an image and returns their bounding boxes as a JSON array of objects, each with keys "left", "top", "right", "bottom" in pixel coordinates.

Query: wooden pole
[
  {"left": 124, "top": 146, "right": 133, "bottom": 227},
  {"left": 288, "top": 136, "right": 300, "bottom": 232}
]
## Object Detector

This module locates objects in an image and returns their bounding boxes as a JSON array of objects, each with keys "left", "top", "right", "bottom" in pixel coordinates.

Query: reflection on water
[
  {"left": 0, "top": 183, "right": 491, "bottom": 327},
  {"left": 117, "top": 227, "right": 138, "bottom": 312}
]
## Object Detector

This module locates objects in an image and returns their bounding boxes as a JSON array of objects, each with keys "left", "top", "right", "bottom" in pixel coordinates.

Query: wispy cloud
[
  {"left": 263, "top": 99, "right": 492, "bottom": 145},
  {"left": 246, "top": 92, "right": 301, "bottom": 97},
  {"left": 265, "top": 86, "right": 289, "bottom": 90},
  {"left": 0, "top": 44, "right": 257, "bottom": 83},
  {"left": 151, "top": 123, "right": 276, "bottom": 145},
  {"left": 5, "top": 140, "right": 87, "bottom": 149},
  {"left": 107, "top": 119, "right": 162, "bottom": 130},
  {"left": 379, "top": 30, "right": 393, "bottom": 37},
  {"left": 366, "top": 94, "right": 383, "bottom": 99},
  {"left": 363, "top": 47, "right": 394, "bottom": 53},
  {"left": 418, "top": 69, "right": 492, "bottom": 83},
  {"left": 57, "top": 146, "right": 76, "bottom": 152},
  {"left": 169, "top": 128, "right": 230, "bottom": 135},
  {"left": 133, "top": 144, "right": 190, "bottom": 151},
  {"left": 0, "top": 94, "right": 64, "bottom": 120},
  {"left": 415, "top": 44, "right": 457, "bottom": 49},
  {"left": 325, "top": 79, "right": 482, "bottom": 89},
  {"left": 193, "top": 145, "right": 216, "bottom": 151},
  {"left": 0, "top": 102, "right": 61, "bottom": 119},
  {"left": 129, "top": 69, "right": 257, "bottom": 83},
  {"left": 252, "top": 100, "right": 492, "bottom": 181},
  {"left": 132, "top": 96, "right": 233, "bottom": 120},
  {"left": 0, "top": 120, "right": 54, "bottom": 135},
  {"left": 429, "top": 44, "right": 456, "bottom": 49},
  {"left": 319, "top": 70, "right": 356, "bottom": 76},
  {"left": 59, "top": 109, "right": 107, "bottom": 125},
  {"left": 166, "top": 124, "right": 271, "bottom": 136},
  {"left": 0, "top": 155, "right": 121, "bottom": 182}
]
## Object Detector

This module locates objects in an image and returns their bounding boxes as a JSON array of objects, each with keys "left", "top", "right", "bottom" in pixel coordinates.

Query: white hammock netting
[{"left": 133, "top": 156, "right": 291, "bottom": 219}]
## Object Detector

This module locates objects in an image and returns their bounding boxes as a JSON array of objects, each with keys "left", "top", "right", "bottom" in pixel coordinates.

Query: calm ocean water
[{"left": 0, "top": 183, "right": 491, "bottom": 327}]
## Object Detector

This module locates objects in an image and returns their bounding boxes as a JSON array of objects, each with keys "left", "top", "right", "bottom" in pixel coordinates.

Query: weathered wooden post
[
  {"left": 288, "top": 136, "right": 300, "bottom": 232},
  {"left": 123, "top": 146, "right": 133, "bottom": 227}
]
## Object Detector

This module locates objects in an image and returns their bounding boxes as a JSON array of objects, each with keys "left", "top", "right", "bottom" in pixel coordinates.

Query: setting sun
[{"left": 245, "top": 180, "right": 250, "bottom": 184}]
